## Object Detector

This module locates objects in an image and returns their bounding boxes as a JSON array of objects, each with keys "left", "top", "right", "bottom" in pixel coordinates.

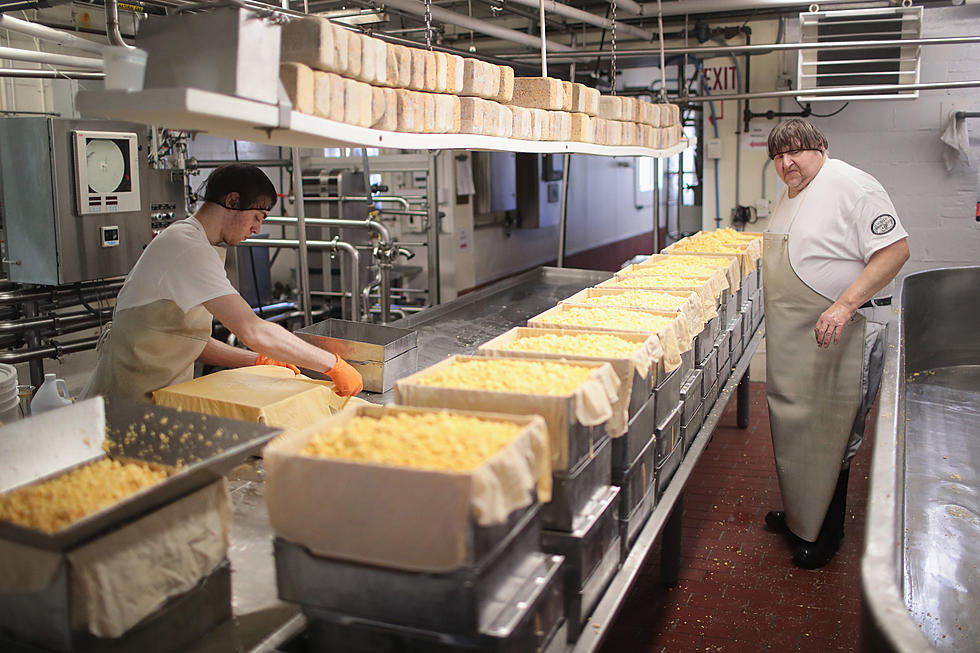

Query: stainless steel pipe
[
  {"left": 504, "top": 35, "right": 980, "bottom": 62},
  {"left": 508, "top": 0, "right": 653, "bottom": 40},
  {"left": 238, "top": 238, "right": 361, "bottom": 323},
  {"left": 0, "top": 336, "right": 100, "bottom": 364}
]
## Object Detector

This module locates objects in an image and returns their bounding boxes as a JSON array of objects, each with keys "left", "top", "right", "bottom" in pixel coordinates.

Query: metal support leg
[
  {"left": 737, "top": 370, "right": 750, "bottom": 429},
  {"left": 660, "top": 492, "right": 683, "bottom": 587}
]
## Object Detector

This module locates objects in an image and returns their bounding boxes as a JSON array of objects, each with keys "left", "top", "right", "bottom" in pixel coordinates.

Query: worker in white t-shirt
[
  {"left": 762, "top": 118, "right": 909, "bottom": 569},
  {"left": 84, "top": 163, "right": 363, "bottom": 403}
]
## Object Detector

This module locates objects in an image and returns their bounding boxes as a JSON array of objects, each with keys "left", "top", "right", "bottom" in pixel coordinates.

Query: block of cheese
[
  {"left": 529, "top": 108, "right": 548, "bottom": 141},
  {"left": 313, "top": 71, "right": 345, "bottom": 122},
  {"left": 666, "top": 103, "right": 681, "bottom": 126},
  {"left": 625, "top": 97, "right": 641, "bottom": 123},
  {"left": 545, "top": 110, "right": 570, "bottom": 141},
  {"left": 647, "top": 102, "right": 662, "bottom": 127},
  {"left": 281, "top": 17, "right": 348, "bottom": 75},
  {"left": 385, "top": 44, "right": 412, "bottom": 89},
  {"left": 511, "top": 106, "right": 532, "bottom": 139},
  {"left": 374, "top": 87, "right": 398, "bottom": 131},
  {"left": 396, "top": 89, "right": 424, "bottom": 133},
  {"left": 409, "top": 48, "right": 427, "bottom": 90},
  {"left": 496, "top": 103, "right": 514, "bottom": 138},
  {"left": 598, "top": 95, "right": 624, "bottom": 121},
  {"left": 421, "top": 91, "right": 436, "bottom": 132},
  {"left": 561, "top": 81, "right": 573, "bottom": 111},
  {"left": 449, "top": 55, "right": 465, "bottom": 94},
  {"left": 459, "top": 96, "right": 484, "bottom": 134},
  {"left": 346, "top": 31, "right": 362, "bottom": 80},
  {"left": 638, "top": 123, "right": 653, "bottom": 148},
  {"left": 462, "top": 59, "right": 499, "bottom": 99},
  {"left": 421, "top": 50, "right": 438, "bottom": 92},
  {"left": 449, "top": 94, "right": 462, "bottom": 133},
  {"left": 571, "top": 83, "right": 600, "bottom": 116},
  {"left": 569, "top": 113, "right": 593, "bottom": 143},
  {"left": 370, "top": 85, "right": 386, "bottom": 127},
  {"left": 280, "top": 63, "right": 314, "bottom": 115},
  {"left": 444, "top": 53, "right": 458, "bottom": 94},
  {"left": 431, "top": 92, "right": 460, "bottom": 133},
  {"left": 360, "top": 35, "right": 388, "bottom": 85},
  {"left": 622, "top": 121, "right": 638, "bottom": 146},
  {"left": 432, "top": 52, "right": 449, "bottom": 93},
  {"left": 511, "top": 77, "right": 565, "bottom": 111},
  {"left": 497, "top": 65, "right": 515, "bottom": 103},
  {"left": 343, "top": 77, "right": 372, "bottom": 127},
  {"left": 483, "top": 99, "right": 501, "bottom": 137}
]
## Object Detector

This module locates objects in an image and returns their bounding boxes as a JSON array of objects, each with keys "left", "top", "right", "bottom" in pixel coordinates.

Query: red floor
[{"left": 599, "top": 381, "right": 870, "bottom": 653}]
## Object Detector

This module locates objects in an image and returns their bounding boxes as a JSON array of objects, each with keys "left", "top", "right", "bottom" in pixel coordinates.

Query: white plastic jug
[{"left": 31, "top": 373, "right": 72, "bottom": 415}]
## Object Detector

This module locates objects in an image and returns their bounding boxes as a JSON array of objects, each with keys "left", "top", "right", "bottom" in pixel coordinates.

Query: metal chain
[
  {"left": 423, "top": 0, "right": 433, "bottom": 50},
  {"left": 610, "top": 0, "right": 617, "bottom": 95}
]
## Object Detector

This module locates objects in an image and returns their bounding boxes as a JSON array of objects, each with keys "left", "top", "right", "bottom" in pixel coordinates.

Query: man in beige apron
[
  {"left": 84, "top": 163, "right": 363, "bottom": 403},
  {"left": 763, "top": 119, "right": 909, "bottom": 569}
]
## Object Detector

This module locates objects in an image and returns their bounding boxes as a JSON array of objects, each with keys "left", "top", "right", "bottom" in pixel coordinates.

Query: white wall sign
[{"left": 741, "top": 121, "right": 769, "bottom": 151}]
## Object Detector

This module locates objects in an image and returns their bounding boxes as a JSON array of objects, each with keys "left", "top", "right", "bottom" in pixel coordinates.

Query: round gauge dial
[{"left": 85, "top": 138, "right": 126, "bottom": 193}]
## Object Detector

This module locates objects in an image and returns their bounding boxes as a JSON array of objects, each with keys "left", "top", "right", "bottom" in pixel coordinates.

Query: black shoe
[
  {"left": 765, "top": 510, "right": 789, "bottom": 534},
  {"left": 792, "top": 469, "right": 850, "bottom": 570}
]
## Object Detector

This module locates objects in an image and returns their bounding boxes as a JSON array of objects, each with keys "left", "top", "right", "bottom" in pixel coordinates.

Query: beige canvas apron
[
  {"left": 83, "top": 300, "right": 212, "bottom": 403},
  {"left": 763, "top": 231, "right": 865, "bottom": 542}
]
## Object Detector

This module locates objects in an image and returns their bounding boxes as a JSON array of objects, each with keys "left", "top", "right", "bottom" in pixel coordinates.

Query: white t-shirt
[
  {"left": 116, "top": 217, "right": 237, "bottom": 312},
  {"left": 767, "top": 158, "right": 908, "bottom": 301}
]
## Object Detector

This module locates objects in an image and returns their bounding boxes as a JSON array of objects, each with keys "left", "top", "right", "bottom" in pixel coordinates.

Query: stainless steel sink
[{"left": 863, "top": 266, "right": 979, "bottom": 653}]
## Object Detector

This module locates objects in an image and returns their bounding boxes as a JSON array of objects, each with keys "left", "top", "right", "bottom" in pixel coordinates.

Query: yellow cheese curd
[
  {"left": 607, "top": 274, "right": 702, "bottom": 289},
  {"left": 630, "top": 260, "right": 717, "bottom": 278},
  {"left": 413, "top": 358, "right": 595, "bottom": 396},
  {"left": 544, "top": 306, "right": 673, "bottom": 333},
  {"left": 577, "top": 290, "right": 687, "bottom": 312},
  {"left": 500, "top": 332, "right": 641, "bottom": 358},
  {"left": 669, "top": 239, "right": 745, "bottom": 255},
  {"left": 658, "top": 254, "right": 732, "bottom": 269},
  {"left": 0, "top": 458, "right": 170, "bottom": 533},
  {"left": 301, "top": 412, "right": 523, "bottom": 471}
]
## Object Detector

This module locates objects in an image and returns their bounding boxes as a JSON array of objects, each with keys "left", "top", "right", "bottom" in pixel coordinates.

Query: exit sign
[{"left": 704, "top": 65, "right": 738, "bottom": 92}]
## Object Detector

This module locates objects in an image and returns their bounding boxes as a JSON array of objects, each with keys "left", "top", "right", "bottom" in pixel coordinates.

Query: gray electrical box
[
  {"left": 515, "top": 154, "right": 563, "bottom": 229},
  {"left": 0, "top": 117, "right": 184, "bottom": 285}
]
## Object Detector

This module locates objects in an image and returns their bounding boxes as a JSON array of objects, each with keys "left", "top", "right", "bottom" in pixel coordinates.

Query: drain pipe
[{"left": 104, "top": 0, "right": 132, "bottom": 48}]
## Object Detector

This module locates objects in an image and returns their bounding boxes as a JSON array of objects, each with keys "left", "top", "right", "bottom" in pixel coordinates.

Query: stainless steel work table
[{"left": 211, "top": 266, "right": 762, "bottom": 653}]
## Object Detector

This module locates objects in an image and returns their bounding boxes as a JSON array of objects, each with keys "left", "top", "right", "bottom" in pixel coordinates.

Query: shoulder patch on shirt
[{"left": 871, "top": 214, "right": 896, "bottom": 236}]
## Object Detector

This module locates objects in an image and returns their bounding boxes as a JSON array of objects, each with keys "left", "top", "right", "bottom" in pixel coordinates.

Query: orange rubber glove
[
  {"left": 326, "top": 355, "right": 363, "bottom": 396},
  {"left": 254, "top": 354, "right": 300, "bottom": 375}
]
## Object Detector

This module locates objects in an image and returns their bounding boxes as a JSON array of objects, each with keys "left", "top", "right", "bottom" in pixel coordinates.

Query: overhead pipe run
[
  {"left": 684, "top": 79, "right": 980, "bottom": 103},
  {"left": 0, "top": 46, "right": 103, "bottom": 70},
  {"left": 0, "top": 68, "right": 104, "bottom": 79},
  {"left": 505, "top": 35, "right": 980, "bottom": 62},
  {"left": 614, "top": 0, "right": 867, "bottom": 17},
  {"left": 508, "top": 0, "right": 654, "bottom": 41},
  {"left": 377, "top": 0, "right": 576, "bottom": 52},
  {"left": 104, "top": 0, "right": 133, "bottom": 48},
  {"left": 0, "top": 14, "right": 105, "bottom": 54}
]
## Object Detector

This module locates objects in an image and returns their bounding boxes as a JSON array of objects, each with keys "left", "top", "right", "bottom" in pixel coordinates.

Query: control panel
[{"left": 150, "top": 201, "right": 180, "bottom": 236}]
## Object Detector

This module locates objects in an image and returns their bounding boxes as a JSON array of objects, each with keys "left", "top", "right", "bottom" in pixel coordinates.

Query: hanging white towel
[{"left": 940, "top": 111, "right": 972, "bottom": 171}]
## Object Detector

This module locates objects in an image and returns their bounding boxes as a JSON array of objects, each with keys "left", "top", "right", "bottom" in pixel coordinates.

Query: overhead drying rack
[{"left": 75, "top": 87, "right": 693, "bottom": 157}]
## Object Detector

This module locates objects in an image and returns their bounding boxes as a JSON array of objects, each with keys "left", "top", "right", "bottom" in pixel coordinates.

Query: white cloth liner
[
  {"left": 0, "top": 481, "right": 230, "bottom": 638},
  {"left": 264, "top": 405, "right": 551, "bottom": 572},
  {"left": 394, "top": 355, "right": 620, "bottom": 472},
  {"left": 477, "top": 327, "right": 663, "bottom": 438}
]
